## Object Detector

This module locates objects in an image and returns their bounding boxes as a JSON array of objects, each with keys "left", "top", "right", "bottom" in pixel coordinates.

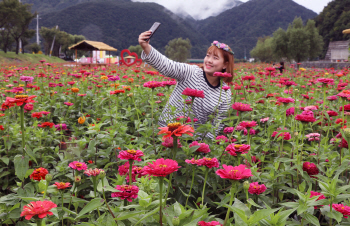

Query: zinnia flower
[
  {"left": 310, "top": 191, "right": 326, "bottom": 209},
  {"left": 118, "top": 161, "right": 145, "bottom": 183},
  {"left": 316, "top": 78, "right": 334, "bottom": 85},
  {"left": 84, "top": 168, "right": 104, "bottom": 177},
  {"left": 332, "top": 204, "right": 350, "bottom": 218},
  {"left": 20, "top": 200, "right": 57, "bottom": 220},
  {"left": 4, "top": 95, "right": 36, "bottom": 107},
  {"left": 158, "top": 122, "right": 194, "bottom": 140},
  {"left": 238, "top": 121, "right": 258, "bottom": 128},
  {"left": 118, "top": 149, "right": 144, "bottom": 162},
  {"left": 189, "top": 141, "right": 210, "bottom": 153},
  {"left": 20, "top": 76, "right": 34, "bottom": 82},
  {"left": 161, "top": 136, "right": 182, "bottom": 148},
  {"left": 198, "top": 221, "right": 223, "bottom": 226},
  {"left": 277, "top": 97, "right": 295, "bottom": 103},
  {"left": 31, "top": 112, "right": 42, "bottom": 119},
  {"left": 185, "top": 158, "right": 199, "bottom": 165},
  {"left": 295, "top": 114, "right": 316, "bottom": 123},
  {"left": 55, "top": 123, "right": 68, "bottom": 131},
  {"left": 271, "top": 131, "right": 291, "bottom": 140},
  {"left": 30, "top": 167, "right": 49, "bottom": 181},
  {"left": 232, "top": 102, "right": 253, "bottom": 112},
  {"left": 225, "top": 144, "right": 250, "bottom": 156},
  {"left": 111, "top": 185, "right": 139, "bottom": 202},
  {"left": 182, "top": 88, "right": 205, "bottom": 98},
  {"left": 197, "top": 157, "right": 220, "bottom": 168},
  {"left": 216, "top": 164, "right": 252, "bottom": 180},
  {"left": 213, "top": 72, "right": 232, "bottom": 77},
  {"left": 302, "top": 162, "right": 319, "bottom": 176},
  {"left": 69, "top": 161, "right": 88, "bottom": 171},
  {"left": 53, "top": 182, "right": 72, "bottom": 190},
  {"left": 143, "top": 158, "right": 181, "bottom": 177},
  {"left": 38, "top": 122, "right": 55, "bottom": 128},
  {"left": 248, "top": 182, "right": 267, "bottom": 194},
  {"left": 143, "top": 81, "right": 163, "bottom": 89},
  {"left": 78, "top": 116, "right": 86, "bottom": 124}
]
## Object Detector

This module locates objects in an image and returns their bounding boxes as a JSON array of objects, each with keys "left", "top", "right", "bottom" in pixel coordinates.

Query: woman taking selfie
[{"left": 138, "top": 31, "right": 234, "bottom": 139}]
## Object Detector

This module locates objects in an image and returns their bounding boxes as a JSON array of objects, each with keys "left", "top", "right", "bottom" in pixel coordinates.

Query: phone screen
[{"left": 145, "top": 22, "right": 161, "bottom": 41}]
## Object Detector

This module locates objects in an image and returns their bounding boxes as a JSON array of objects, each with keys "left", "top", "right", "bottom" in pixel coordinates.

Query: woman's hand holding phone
[{"left": 138, "top": 31, "right": 152, "bottom": 55}]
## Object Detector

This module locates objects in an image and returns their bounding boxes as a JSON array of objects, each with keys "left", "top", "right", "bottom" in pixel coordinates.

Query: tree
[
  {"left": 287, "top": 17, "right": 310, "bottom": 62},
  {"left": 128, "top": 45, "right": 142, "bottom": 58},
  {"left": 165, "top": 38, "right": 192, "bottom": 62},
  {"left": 305, "top": 20, "right": 324, "bottom": 60},
  {"left": 272, "top": 28, "right": 289, "bottom": 61},
  {"left": 250, "top": 36, "right": 275, "bottom": 62}
]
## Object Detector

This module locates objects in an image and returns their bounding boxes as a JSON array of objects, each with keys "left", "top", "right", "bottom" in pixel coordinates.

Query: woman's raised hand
[{"left": 138, "top": 31, "right": 152, "bottom": 55}]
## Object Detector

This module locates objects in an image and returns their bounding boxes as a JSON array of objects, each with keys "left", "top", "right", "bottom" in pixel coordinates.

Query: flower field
[{"left": 1, "top": 61, "right": 350, "bottom": 226}]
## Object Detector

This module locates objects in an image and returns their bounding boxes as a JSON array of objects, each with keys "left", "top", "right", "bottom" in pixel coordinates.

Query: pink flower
[
  {"left": 310, "top": 191, "right": 326, "bottom": 209},
  {"left": 306, "top": 133, "right": 320, "bottom": 141},
  {"left": 216, "top": 164, "right": 252, "bottom": 180},
  {"left": 216, "top": 135, "right": 229, "bottom": 144},
  {"left": 143, "top": 81, "right": 163, "bottom": 89},
  {"left": 185, "top": 158, "right": 199, "bottom": 165},
  {"left": 316, "top": 78, "right": 334, "bottom": 85},
  {"left": 223, "top": 127, "right": 234, "bottom": 134},
  {"left": 260, "top": 117, "right": 269, "bottom": 123},
  {"left": 271, "top": 131, "right": 291, "bottom": 140},
  {"left": 182, "top": 88, "right": 205, "bottom": 98},
  {"left": 232, "top": 102, "right": 253, "bottom": 112},
  {"left": 161, "top": 136, "right": 182, "bottom": 148},
  {"left": 225, "top": 144, "right": 250, "bottom": 156},
  {"left": 197, "top": 157, "right": 220, "bottom": 168},
  {"left": 143, "top": 158, "right": 181, "bottom": 177},
  {"left": 248, "top": 182, "right": 267, "bottom": 194},
  {"left": 20, "top": 200, "right": 57, "bottom": 220},
  {"left": 332, "top": 204, "right": 350, "bottom": 218},
  {"left": 222, "top": 86, "right": 230, "bottom": 91},
  {"left": 302, "top": 162, "right": 319, "bottom": 176},
  {"left": 277, "top": 97, "right": 295, "bottom": 103},
  {"left": 69, "top": 161, "right": 88, "bottom": 171},
  {"left": 286, "top": 107, "right": 295, "bottom": 116},
  {"left": 304, "top": 105, "right": 318, "bottom": 111},
  {"left": 118, "top": 162, "right": 145, "bottom": 183},
  {"left": 198, "top": 221, "right": 223, "bottom": 226},
  {"left": 189, "top": 141, "right": 210, "bottom": 153},
  {"left": 327, "top": 95, "right": 338, "bottom": 101},
  {"left": 118, "top": 149, "right": 144, "bottom": 162},
  {"left": 84, "top": 168, "right": 104, "bottom": 177},
  {"left": 64, "top": 102, "right": 74, "bottom": 106},
  {"left": 213, "top": 72, "right": 232, "bottom": 77},
  {"left": 238, "top": 121, "right": 258, "bottom": 128},
  {"left": 295, "top": 114, "right": 316, "bottom": 123},
  {"left": 111, "top": 185, "right": 139, "bottom": 202}
]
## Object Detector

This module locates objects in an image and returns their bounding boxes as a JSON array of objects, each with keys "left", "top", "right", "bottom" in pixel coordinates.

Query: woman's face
[{"left": 203, "top": 50, "right": 227, "bottom": 75}]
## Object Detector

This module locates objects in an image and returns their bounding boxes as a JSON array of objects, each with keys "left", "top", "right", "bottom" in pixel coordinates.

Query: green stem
[
  {"left": 159, "top": 177, "right": 164, "bottom": 226},
  {"left": 151, "top": 88, "right": 156, "bottom": 154},
  {"left": 102, "top": 179, "right": 118, "bottom": 225},
  {"left": 164, "top": 173, "right": 173, "bottom": 206},
  {"left": 67, "top": 182, "right": 77, "bottom": 210},
  {"left": 128, "top": 160, "right": 133, "bottom": 185},
  {"left": 42, "top": 180, "right": 49, "bottom": 200},
  {"left": 223, "top": 182, "right": 236, "bottom": 226},
  {"left": 188, "top": 96, "right": 195, "bottom": 128},
  {"left": 36, "top": 219, "right": 42, "bottom": 226},
  {"left": 201, "top": 168, "right": 209, "bottom": 206},
  {"left": 20, "top": 105, "right": 25, "bottom": 155},
  {"left": 185, "top": 168, "right": 195, "bottom": 209}
]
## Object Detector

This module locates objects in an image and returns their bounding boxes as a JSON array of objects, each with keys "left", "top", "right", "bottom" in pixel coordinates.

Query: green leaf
[
  {"left": 326, "top": 210, "right": 343, "bottom": 223},
  {"left": 14, "top": 155, "right": 29, "bottom": 181},
  {"left": 230, "top": 206, "right": 248, "bottom": 223},
  {"left": 248, "top": 208, "right": 280, "bottom": 224},
  {"left": 134, "top": 207, "right": 160, "bottom": 225},
  {"left": 247, "top": 198, "right": 263, "bottom": 209},
  {"left": 24, "top": 144, "right": 38, "bottom": 165},
  {"left": 76, "top": 198, "right": 104, "bottom": 219},
  {"left": 115, "top": 211, "right": 143, "bottom": 220},
  {"left": 0, "top": 156, "right": 9, "bottom": 165},
  {"left": 303, "top": 212, "right": 320, "bottom": 226}
]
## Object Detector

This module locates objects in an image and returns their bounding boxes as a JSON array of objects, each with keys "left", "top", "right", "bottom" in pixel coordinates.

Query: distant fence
[{"left": 300, "top": 61, "right": 350, "bottom": 69}]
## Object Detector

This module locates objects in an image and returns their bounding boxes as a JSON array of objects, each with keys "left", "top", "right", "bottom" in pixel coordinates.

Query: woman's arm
[{"left": 138, "top": 31, "right": 198, "bottom": 82}]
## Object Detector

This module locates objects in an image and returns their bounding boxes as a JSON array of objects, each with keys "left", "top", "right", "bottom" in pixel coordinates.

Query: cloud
[
  {"left": 131, "top": 0, "right": 242, "bottom": 20},
  {"left": 132, "top": 0, "right": 332, "bottom": 20}
]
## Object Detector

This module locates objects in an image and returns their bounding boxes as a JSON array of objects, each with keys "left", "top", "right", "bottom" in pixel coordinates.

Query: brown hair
[{"left": 200, "top": 45, "right": 235, "bottom": 83}]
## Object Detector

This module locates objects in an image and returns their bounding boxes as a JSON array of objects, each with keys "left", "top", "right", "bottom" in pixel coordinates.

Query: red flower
[
  {"left": 53, "top": 182, "right": 72, "bottom": 190},
  {"left": 335, "top": 118, "right": 347, "bottom": 125},
  {"left": 216, "top": 164, "right": 252, "bottom": 180},
  {"left": 111, "top": 185, "right": 139, "bottom": 202},
  {"left": 30, "top": 167, "right": 49, "bottom": 181},
  {"left": 302, "top": 162, "right": 319, "bottom": 176},
  {"left": 31, "top": 112, "right": 43, "bottom": 119},
  {"left": 143, "top": 158, "right": 181, "bottom": 177},
  {"left": 118, "top": 149, "right": 144, "bottom": 162},
  {"left": 38, "top": 122, "right": 55, "bottom": 128},
  {"left": 332, "top": 204, "right": 350, "bottom": 218},
  {"left": 4, "top": 95, "right": 36, "bottom": 107},
  {"left": 225, "top": 144, "right": 250, "bottom": 156},
  {"left": 231, "top": 102, "right": 252, "bottom": 112},
  {"left": 339, "top": 104, "right": 350, "bottom": 112},
  {"left": 143, "top": 81, "right": 163, "bottom": 89},
  {"left": 271, "top": 131, "right": 291, "bottom": 140},
  {"left": 182, "top": 88, "right": 205, "bottom": 98},
  {"left": 310, "top": 191, "right": 326, "bottom": 209},
  {"left": 20, "top": 200, "right": 57, "bottom": 220},
  {"left": 327, "top": 110, "right": 338, "bottom": 116},
  {"left": 197, "top": 157, "right": 220, "bottom": 168},
  {"left": 213, "top": 72, "right": 232, "bottom": 77},
  {"left": 158, "top": 122, "right": 194, "bottom": 141},
  {"left": 0, "top": 125, "right": 4, "bottom": 130},
  {"left": 295, "top": 114, "right": 316, "bottom": 123},
  {"left": 248, "top": 182, "right": 267, "bottom": 194}
]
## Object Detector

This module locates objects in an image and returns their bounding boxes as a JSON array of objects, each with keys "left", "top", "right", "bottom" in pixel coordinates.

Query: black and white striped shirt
[{"left": 141, "top": 46, "right": 232, "bottom": 139}]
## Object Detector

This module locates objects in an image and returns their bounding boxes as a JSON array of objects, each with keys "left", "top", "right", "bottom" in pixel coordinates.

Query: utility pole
[
  {"left": 244, "top": 46, "right": 247, "bottom": 61},
  {"left": 50, "top": 25, "right": 58, "bottom": 57},
  {"left": 18, "top": 0, "right": 22, "bottom": 53},
  {"left": 35, "top": 14, "right": 41, "bottom": 45}
]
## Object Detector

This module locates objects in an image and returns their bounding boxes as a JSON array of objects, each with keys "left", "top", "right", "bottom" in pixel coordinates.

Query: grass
[{"left": 0, "top": 51, "right": 66, "bottom": 64}]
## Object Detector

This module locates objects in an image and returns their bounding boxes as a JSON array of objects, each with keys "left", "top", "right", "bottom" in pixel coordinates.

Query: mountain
[
  {"left": 29, "top": 0, "right": 210, "bottom": 58},
  {"left": 314, "top": 0, "right": 350, "bottom": 58},
  {"left": 196, "top": 0, "right": 317, "bottom": 59},
  {"left": 25, "top": 0, "right": 318, "bottom": 59}
]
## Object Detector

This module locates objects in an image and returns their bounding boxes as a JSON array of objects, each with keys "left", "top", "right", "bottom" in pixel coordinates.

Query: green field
[{"left": 0, "top": 51, "right": 65, "bottom": 63}]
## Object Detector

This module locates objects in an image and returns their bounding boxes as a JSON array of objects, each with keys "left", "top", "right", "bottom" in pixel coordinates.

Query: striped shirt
[{"left": 141, "top": 46, "right": 232, "bottom": 139}]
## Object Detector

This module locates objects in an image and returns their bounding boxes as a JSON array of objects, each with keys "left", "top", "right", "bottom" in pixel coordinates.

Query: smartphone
[{"left": 145, "top": 22, "right": 161, "bottom": 42}]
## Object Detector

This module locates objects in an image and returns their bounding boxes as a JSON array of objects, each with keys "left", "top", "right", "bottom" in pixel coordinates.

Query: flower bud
[
  {"left": 172, "top": 216, "right": 180, "bottom": 226},
  {"left": 243, "top": 181, "right": 250, "bottom": 191},
  {"left": 45, "top": 174, "right": 53, "bottom": 183},
  {"left": 99, "top": 170, "right": 106, "bottom": 179},
  {"left": 75, "top": 176, "right": 82, "bottom": 183}
]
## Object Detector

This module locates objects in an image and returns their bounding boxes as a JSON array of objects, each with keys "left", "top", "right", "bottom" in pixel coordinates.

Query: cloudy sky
[{"left": 132, "top": 0, "right": 332, "bottom": 20}]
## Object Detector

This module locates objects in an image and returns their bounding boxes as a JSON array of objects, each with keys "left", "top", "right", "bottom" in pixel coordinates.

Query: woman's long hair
[{"left": 200, "top": 45, "right": 234, "bottom": 84}]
